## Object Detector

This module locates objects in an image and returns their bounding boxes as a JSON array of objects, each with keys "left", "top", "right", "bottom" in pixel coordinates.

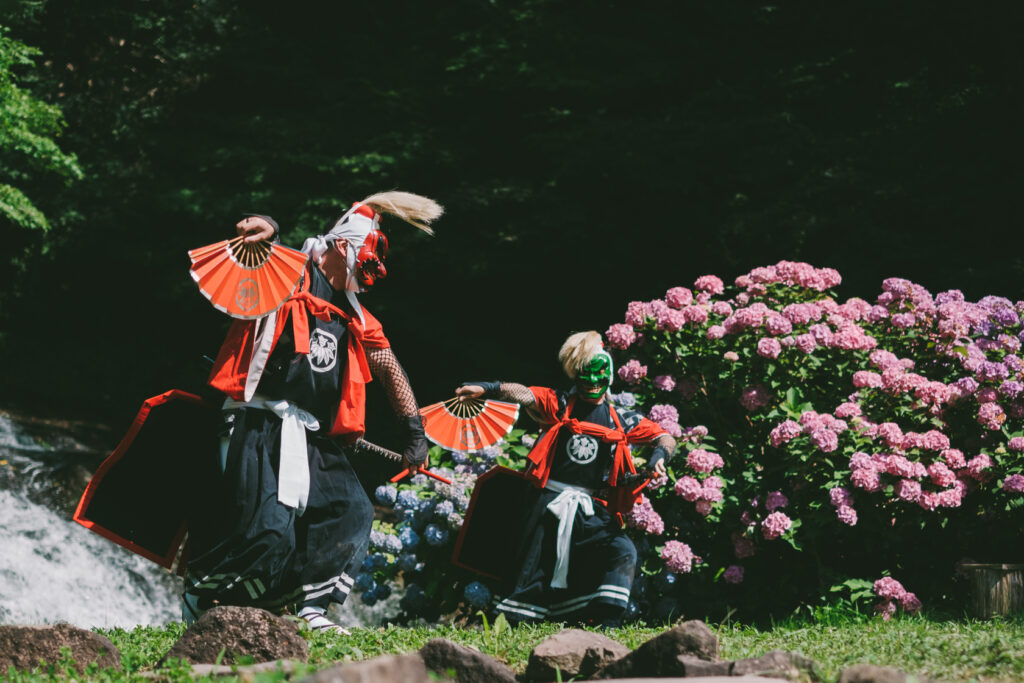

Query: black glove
[
  {"left": 461, "top": 381, "right": 501, "bottom": 398},
  {"left": 402, "top": 414, "right": 429, "bottom": 465},
  {"left": 646, "top": 445, "right": 671, "bottom": 472}
]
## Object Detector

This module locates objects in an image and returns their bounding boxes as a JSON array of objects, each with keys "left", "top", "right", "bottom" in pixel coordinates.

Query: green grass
[{"left": 5, "top": 614, "right": 1024, "bottom": 681}]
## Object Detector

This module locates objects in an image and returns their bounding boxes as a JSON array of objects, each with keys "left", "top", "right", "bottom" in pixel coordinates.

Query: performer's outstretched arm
[
  {"left": 366, "top": 347, "right": 429, "bottom": 469},
  {"left": 455, "top": 382, "right": 535, "bottom": 408}
]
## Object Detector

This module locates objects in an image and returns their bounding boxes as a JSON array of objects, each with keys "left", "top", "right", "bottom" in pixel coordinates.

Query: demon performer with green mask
[{"left": 456, "top": 331, "right": 676, "bottom": 625}]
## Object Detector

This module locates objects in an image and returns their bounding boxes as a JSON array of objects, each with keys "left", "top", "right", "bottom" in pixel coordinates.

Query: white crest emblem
[
  {"left": 566, "top": 434, "right": 599, "bottom": 465},
  {"left": 308, "top": 328, "right": 338, "bottom": 373}
]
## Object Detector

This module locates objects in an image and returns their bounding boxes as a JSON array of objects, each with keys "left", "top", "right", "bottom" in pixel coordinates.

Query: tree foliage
[{"left": 2, "top": 1, "right": 1024, "bottom": 427}]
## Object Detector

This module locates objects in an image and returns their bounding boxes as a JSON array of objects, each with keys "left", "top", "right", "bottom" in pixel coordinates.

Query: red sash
[
  {"left": 524, "top": 390, "right": 664, "bottom": 514},
  {"left": 208, "top": 275, "right": 373, "bottom": 440}
]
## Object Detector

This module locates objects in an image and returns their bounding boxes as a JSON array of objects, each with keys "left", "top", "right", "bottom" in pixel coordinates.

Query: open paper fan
[
  {"left": 420, "top": 397, "right": 520, "bottom": 452},
  {"left": 188, "top": 236, "right": 308, "bottom": 319}
]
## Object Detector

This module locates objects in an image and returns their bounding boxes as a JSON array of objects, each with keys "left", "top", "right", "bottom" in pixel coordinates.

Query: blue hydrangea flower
[
  {"left": 424, "top": 524, "right": 449, "bottom": 547},
  {"left": 369, "top": 552, "right": 388, "bottom": 570},
  {"left": 382, "top": 534, "right": 403, "bottom": 555},
  {"left": 481, "top": 446, "right": 501, "bottom": 462},
  {"left": 369, "top": 529, "right": 386, "bottom": 550},
  {"left": 398, "top": 526, "right": 420, "bottom": 550},
  {"left": 613, "top": 391, "right": 637, "bottom": 408},
  {"left": 401, "top": 583, "right": 428, "bottom": 615},
  {"left": 354, "top": 573, "right": 375, "bottom": 593},
  {"left": 374, "top": 485, "right": 398, "bottom": 506},
  {"left": 463, "top": 581, "right": 491, "bottom": 608},
  {"left": 361, "top": 590, "right": 378, "bottom": 606},
  {"left": 373, "top": 583, "right": 392, "bottom": 600},
  {"left": 434, "top": 500, "right": 455, "bottom": 519},
  {"left": 397, "top": 552, "right": 424, "bottom": 573},
  {"left": 417, "top": 497, "right": 437, "bottom": 513},
  {"left": 360, "top": 555, "right": 376, "bottom": 572},
  {"left": 396, "top": 489, "right": 420, "bottom": 511},
  {"left": 446, "top": 512, "right": 465, "bottom": 530},
  {"left": 450, "top": 450, "right": 469, "bottom": 465},
  {"left": 454, "top": 494, "right": 470, "bottom": 512}
]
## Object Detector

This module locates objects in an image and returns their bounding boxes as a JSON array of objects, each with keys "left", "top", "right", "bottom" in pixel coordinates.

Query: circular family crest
[
  {"left": 308, "top": 329, "right": 339, "bottom": 373},
  {"left": 566, "top": 434, "right": 599, "bottom": 464},
  {"left": 235, "top": 278, "right": 259, "bottom": 312}
]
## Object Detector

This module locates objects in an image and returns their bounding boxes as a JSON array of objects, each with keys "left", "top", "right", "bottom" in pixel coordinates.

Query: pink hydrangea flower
[
  {"left": 810, "top": 429, "right": 839, "bottom": 453},
  {"left": 770, "top": 420, "right": 802, "bottom": 447},
  {"left": 895, "top": 478, "right": 922, "bottom": 503},
  {"left": 674, "top": 476, "right": 703, "bottom": 502},
  {"left": 648, "top": 404, "right": 679, "bottom": 424},
  {"left": 723, "top": 565, "right": 744, "bottom": 584},
  {"left": 724, "top": 351, "right": 740, "bottom": 362},
  {"left": 618, "top": 359, "right": 648, "bottom": 384},
  {"left": 652, "top": 375, "right": 676, "bottom": 392},
  {"left": 829, "top": 487, "right": 854, "bottom": 507},
  {"left": 836, "top": 505, "right": 858, "bottom": 526},
  {"left": 687, "top": 449, "right": 724, "bottom": 473},
  {"left": 761, "top": 511, "right": 792, "bottom": 540},
  {"left": 739, "top": 384, "right": 772, "bottom": 411},
  {"left": 695, "top": 500, "right": 714, "bottom": 516},
  {"left": 873, "top": 577, "right": 906, "bottom": 600},
  {"left": 661, "top": 540, "right": 697, "bottom": 573},
  {"left": 942, "top": 449, "right": 967, "bottom": 469},
  {"left": 706, "top": 325, "right": 726, "bottom": 340},
  {"left": 694, "top": 275, "right": 725, "bottom": 295},
  {"left": 757, "top": 337, "right": 782, "bottom": 359},
  {"left": 665, "top": 286, "right": 693, "bottom": 309},
  {"left": 625, "top": 301, "right": 647, "bottom": 327},
  {"left": 851, "top": 468, "right": 882, "bottom": 492},
  {"left": 795, "top": 334, "right": 818, "bottom": 354},
  {"left": 1008, "top": 437, "right": 1024, "bottom": 452},
  {"left": 853, "top": 371, "right": 883, "bottom": 388},
  {"left": 835, "top": 402, "right": 862, "bottom": 418},
  {"left": 605, "top": 323, "right": 637, "bottom": 350},
  {"left": 625, "top": 495, "right": 664, "bottom": 535},
  {"left": 967, "top": 454, "right": 994, "bottom": 479},
  {"left": 899, "top": 592, "right": 922, "bottom": 613},
  {"left": 765, "top": 491, "right": 788, "bottom": 511},
  {"left": 1002, "top": 474, "right": 1024, "bottom": 493},
  {"left": 928, "top": 462, "right": 956, "bottom": 487},
  {"left": 977, "top": 402, "right": 1007, "bottom": 430}
]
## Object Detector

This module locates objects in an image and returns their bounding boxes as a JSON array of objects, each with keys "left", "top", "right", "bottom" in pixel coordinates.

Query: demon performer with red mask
[
  {"left": 456, "top": 331, "right": 676, "bottom": 626},
  {"left": 184, "top": 192, "right": 441, "bottom": 634}
]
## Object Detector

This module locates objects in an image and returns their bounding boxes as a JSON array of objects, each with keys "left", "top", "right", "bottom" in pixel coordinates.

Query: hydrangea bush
[
  {"left": 607, "top": 261, "right": 1024, "bottom": 619},
  {"left": 360, "top": 260, "right": 1023, "bottom": 622}
]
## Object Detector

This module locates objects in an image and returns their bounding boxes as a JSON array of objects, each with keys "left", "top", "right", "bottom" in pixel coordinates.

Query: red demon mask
[{"left": 354, "top": 228, "right": 389, "bottom": 289}]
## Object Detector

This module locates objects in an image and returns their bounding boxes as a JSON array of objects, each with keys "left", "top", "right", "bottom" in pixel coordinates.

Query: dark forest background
[{"left": 3, "top": 0, "right": 1024, "bottom": 443}]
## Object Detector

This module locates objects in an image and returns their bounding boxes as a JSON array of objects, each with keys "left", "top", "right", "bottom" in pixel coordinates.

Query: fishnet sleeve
[
  {"left": 366, "top": 347, "right": 419, "bottom": 417},
  {"left": 496, "top": 382, "right": 536, "bottom": 408}
]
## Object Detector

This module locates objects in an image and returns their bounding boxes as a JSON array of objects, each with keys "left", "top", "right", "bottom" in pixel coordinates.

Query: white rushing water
[{"left": 0, "top": 413, "right": 182, "bottom": 628}]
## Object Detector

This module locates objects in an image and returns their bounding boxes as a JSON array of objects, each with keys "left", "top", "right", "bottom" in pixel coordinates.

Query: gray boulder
[
  {"left": 523, "top": 628, "right": 631, "bottom": 681},
  {"left": 160, "top": 605, "right": 308, "bottom": 665},
  {"left": 731, "top": 650, "right": 823, "bottom": 681},
  {"left": 301, "top": 653, "right": 438, "bottom": 682},
  {"left": 838, "top": 663, "right": 932, "bottom": 683},
  {"left": 0, "top": 623, "right": 121, "bottom": 673},
  {"left": 593, "top": 620, "right": 720, "bottom": 678},
  {"left": 419, "top": 638, "right": 517, "bottom": 683}
]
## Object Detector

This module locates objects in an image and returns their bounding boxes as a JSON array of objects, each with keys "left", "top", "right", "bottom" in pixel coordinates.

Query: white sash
[{"left": 545, "top": 479, "right": 595, "bottom": 589}]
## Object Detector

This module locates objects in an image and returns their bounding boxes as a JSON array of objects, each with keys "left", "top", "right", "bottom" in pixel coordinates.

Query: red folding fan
[
  {"left": 188, "top": 237, "right": 308, "bottom": 319},
  {"left": 419, "top": 397, "right": 520, "bottom": 452}
]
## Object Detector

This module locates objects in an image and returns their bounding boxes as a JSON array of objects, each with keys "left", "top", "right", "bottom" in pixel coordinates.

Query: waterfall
[{"left": 0, "top": 412, "right": 181, "bottom": 628}]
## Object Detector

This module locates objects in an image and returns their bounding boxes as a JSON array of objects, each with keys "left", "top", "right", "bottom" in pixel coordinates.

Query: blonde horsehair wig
[
  {"left": 558, "top": 331, "right": 606, "bottom": 379},
  {"left": 359, "top": 191, "right": 444, "bottom": 235}
]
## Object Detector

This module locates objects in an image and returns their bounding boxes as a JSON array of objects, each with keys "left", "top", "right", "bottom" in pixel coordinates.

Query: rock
[
  {"left": 160, "top": 605, "right": 308, "bottom": 665},
  {"left": 523, "top": 629, "right": 630, "bottom": 681},
  {"left": 592, "top": 620, "right": 719, "bottom": 678},
  {"left": 838, "top": 663, "right": 932, "bottom": 683},
  {"left": 300, "top": 653, "right": 437, "bottom": 682},
  {"left": 419, "top": 638, "right": 517, "bottom": 683},
  {"left": 675, "top": 655, "right": 734, "bottom": 677},
  {"left": 731, "top": 650, "right": 823, "bottom": 681},
  {"left": 0, "top": 623, "right": 121, "bottom": 673}
]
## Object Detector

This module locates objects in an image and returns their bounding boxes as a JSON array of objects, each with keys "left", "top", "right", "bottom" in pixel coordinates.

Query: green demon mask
[{"left": 575, "top": 352, "right": 614, "bottom": 400}]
